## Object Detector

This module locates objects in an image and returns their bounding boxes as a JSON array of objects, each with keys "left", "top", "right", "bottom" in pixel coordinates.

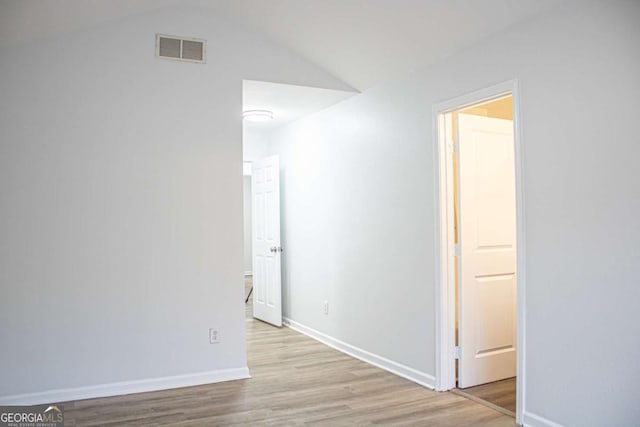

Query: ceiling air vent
[{"left": 156, "top": 34, "right": 206, "bottom": 63}]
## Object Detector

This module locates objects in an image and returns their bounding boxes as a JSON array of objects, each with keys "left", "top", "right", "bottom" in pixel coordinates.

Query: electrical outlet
[
  {"left": 209, "top": 328, "right": 220, "bottom": 344},
  {"left": 323, "top": 300, "right": 329, "bottom": 315}
]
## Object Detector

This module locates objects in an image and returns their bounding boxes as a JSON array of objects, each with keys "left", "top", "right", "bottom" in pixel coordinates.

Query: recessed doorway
[{"left": 434, "top": 80, "right": 526, "bottom": 424}]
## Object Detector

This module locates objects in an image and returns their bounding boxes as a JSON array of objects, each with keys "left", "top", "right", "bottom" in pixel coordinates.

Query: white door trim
[{"left": 432, "top": 79, "right": 526, "bottom": 425}]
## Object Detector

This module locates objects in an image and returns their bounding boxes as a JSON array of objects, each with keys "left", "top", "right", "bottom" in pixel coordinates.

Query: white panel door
[
  {"left": 251, "top": 155, "right": 282, "bottom": 327},
  {"left": 457, "top": 113, "right": 517, "bottom": 388}
]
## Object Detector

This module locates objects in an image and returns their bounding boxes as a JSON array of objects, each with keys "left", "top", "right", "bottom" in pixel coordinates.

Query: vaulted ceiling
[{"left": 0, "top": 0, "right": 568, "bottom": 90}]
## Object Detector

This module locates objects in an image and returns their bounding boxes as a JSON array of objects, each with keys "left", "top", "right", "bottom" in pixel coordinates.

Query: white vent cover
[{"left": 156, "top": 34, "right": 206, "bottom": 63}]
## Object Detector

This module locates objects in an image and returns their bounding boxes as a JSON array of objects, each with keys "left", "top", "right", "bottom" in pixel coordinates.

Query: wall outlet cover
[{"left": 209, "top": 328, "right": 220, "bottom": 344}]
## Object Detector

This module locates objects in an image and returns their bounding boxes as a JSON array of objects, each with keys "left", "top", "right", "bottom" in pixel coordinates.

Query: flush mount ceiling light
[{"left": 243, "top": 109, "right": 274, "bottom": 122}]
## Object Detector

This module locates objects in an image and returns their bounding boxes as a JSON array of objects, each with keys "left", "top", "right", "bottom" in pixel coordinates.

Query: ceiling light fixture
[{"left": 243, "top": 109, "right": 274, "bottom": 122}]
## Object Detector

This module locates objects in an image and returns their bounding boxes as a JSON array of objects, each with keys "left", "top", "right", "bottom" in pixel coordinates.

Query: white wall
[
  {"left": 243, "top": 127, "right": 271, "bottom": 162},
  {"left": 243, "top": 176, "right": 252, "bottom": 274},
  {"left": 269, "top": 1, "right": 640, "bottom": 425},
  {"left": 0, "top": 5, "right": 350, "bottom": 400}
]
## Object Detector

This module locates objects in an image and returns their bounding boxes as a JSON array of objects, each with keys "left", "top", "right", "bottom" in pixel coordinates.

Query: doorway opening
[
  {"left": 434, "top": 80, "right": 526, "bottom": 424},
  {"left": 241, "top": 79, "right": 356, "bottom": 327}
]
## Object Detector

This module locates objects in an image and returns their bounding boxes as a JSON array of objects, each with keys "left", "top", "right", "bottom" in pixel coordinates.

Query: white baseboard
[
  {"left": 244, "top": 271, "right": 253, "bottom": 276},
  {"left": 283, "top": 317, "right": 435, "bottom": 390},
  {"left": 0, "top": 367, "right": 250, "bottom": 406},
  {"left": 523, "top": 411, "right": 564, "bottom": 427}
]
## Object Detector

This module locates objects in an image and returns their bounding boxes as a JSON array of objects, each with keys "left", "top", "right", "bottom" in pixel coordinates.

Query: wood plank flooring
[
  {"left": 455, "top": 378, "right": 516, "bottom": 416},
  {"left": 61, "top": 320, "right": 516, "bottom": 426}
]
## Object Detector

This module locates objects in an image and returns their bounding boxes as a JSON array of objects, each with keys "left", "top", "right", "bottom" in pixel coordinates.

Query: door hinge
[
  {"left": 453, "top": 346, "right": 461, "bottom": 360},
  {"left": 452, "top": 139, "right": 460, "bottom": 154},
  {"left": 454, "top": 243, "right": 461, "bottom": 257}
]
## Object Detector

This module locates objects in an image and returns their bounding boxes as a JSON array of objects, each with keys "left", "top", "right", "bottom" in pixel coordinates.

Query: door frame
[{"left": 432, "top": 79, "right": 526, "bottom": 424}]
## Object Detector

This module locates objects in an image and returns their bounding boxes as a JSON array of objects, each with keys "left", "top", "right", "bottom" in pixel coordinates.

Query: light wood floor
[
  {"left": 456, "top": 378, "right": 516, "bottom": 416},
  {"left": 61, "top": 320, "right": 516, "bottom": 426}
]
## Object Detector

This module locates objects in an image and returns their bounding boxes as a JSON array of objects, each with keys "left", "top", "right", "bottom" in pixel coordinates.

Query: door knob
[{"left": 270, "top": 246, "right": 278, "bottom": 253}]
